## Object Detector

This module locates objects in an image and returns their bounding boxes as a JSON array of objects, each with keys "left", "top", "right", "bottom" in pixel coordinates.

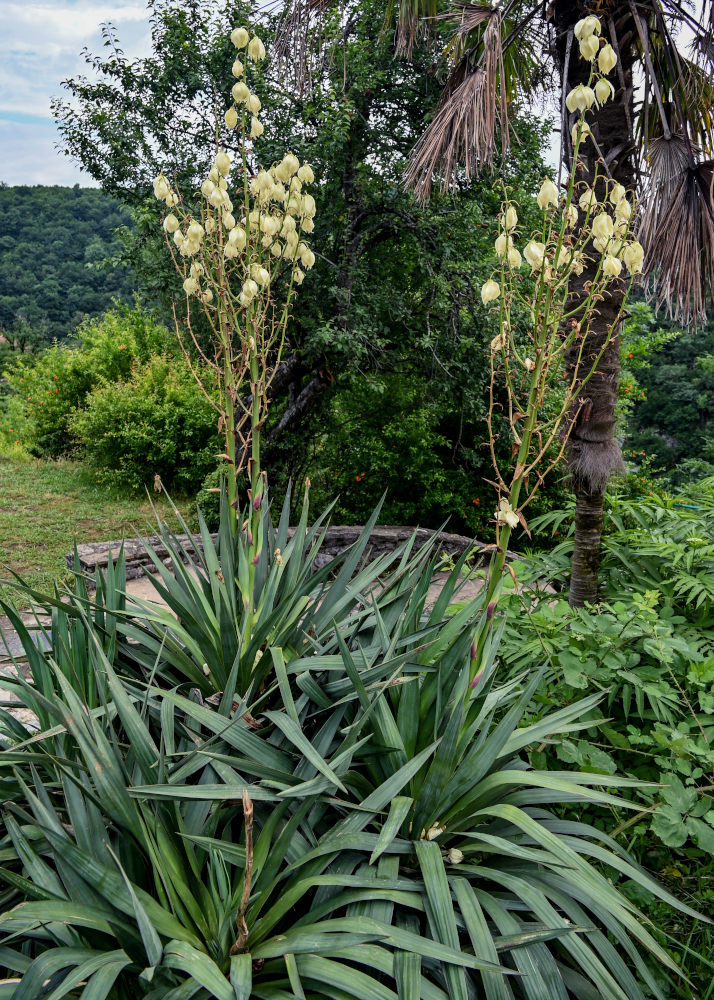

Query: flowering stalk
[
  {"left": 470, "top": 14, "right": 643, "bottom": 682},
  {"left": 153, "top": 26, "right": 316, "bottom": 628}
]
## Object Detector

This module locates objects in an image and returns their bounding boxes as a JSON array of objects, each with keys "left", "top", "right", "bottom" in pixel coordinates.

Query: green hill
[{"left": 0, "top": 184, "right": 134, "bottom": 342}]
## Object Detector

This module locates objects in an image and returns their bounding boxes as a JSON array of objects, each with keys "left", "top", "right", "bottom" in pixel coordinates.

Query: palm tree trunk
[{"left": 553, "top": 2, "right": 637, "bottom": 606}]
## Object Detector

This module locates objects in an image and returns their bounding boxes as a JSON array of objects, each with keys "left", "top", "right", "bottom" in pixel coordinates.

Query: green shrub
[
  {"left": 3, "top": 305, "right": 177, "bottom": 457},
  {"left": 69, "top": 354, "right": 219, "bottom": 493},
  {"left": 0, "top": 495, "right": 699, "bottom": 999}
]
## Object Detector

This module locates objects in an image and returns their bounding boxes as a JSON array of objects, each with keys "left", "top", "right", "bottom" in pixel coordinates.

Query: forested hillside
[{"left": 0, "top": 185, "right": 134, "bottom": 342}]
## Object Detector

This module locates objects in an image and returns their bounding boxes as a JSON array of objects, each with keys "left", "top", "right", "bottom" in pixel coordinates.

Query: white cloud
[{"left": 0, "top": 2, "right": 152, "bottom": 184}]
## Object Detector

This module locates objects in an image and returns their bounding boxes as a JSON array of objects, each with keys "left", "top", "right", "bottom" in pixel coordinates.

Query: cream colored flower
[
  {"left": 222, "top": 212, "right": 236, "bottom": 231},
  {"left": 566, "top": 84, "right": 596, "bottom": 113},
  {"left": 537, "top": 178, "right": 559, "bottom": 211},
  {"left": 572, "top": 120, "right": 593, "bottom": 145},
  {"left": 163, "top": 213, "right": 179, "bottom": 233},
  {"left": 574, "top": 15, "right": 601, "bottom": 40},
  {"left": 172, "top": 229, "right": 184, "bottom": 248},
  {"left": 447, "top": 848, "right": 464, "bottom": 864},
  {"left": 301, "top": 193, "right": 317, "bottom": 218},
  {"left": 297, "top": 162, "right": 314, "bottom": 184},
  {"left": 248, "top": 35, "right": 266, "bottom": 62},
  {"left": 232, "top": 58, "right": 244, "bottom": 78},
  {"left": 224, "top": 244, "right": 238, "bottom": 260},
  {"left": 579, "top": 34, "right": 600, "bottom": 62},
  {"left": 507, "top": 246, "right": 522, "bottom": 269},
  {"left": 251, "top": 264, "right": 270, "bottom": 286},
  {"left": 615, "top": 199, "right": 631, "bottom": 223},
  {"left": 204, "top": 217, "right": 216, "bottom": 235},
  {"left": 565, "top": 204, "right": 578, "bottom": 228},
  {"left": 524, "top": 357, "right": 535, "bottom": 372},
  {"left": 228, "top": 226, "right": 246, "bottom": 249},
  {"left": 299, "top": 244, "right": 315, "bottom": 269},
  {"left": 623, "top": 241, "right": 644, "bottom": 274},
  {"left": 231, "top": 26, "right": 249, "bottom": 48},
  {"left": 603, "top": 254, "right": 622, "bottom": 278},
  {"left": 293, "top": 267, "right": 305, "bottom": 284},
  {"left": 598, "top": 43, "right": 617, "bottom": 75},
  {"left": 152, "top": 172, "right": 170, "bottom": 201},
  {"left": 578, "top": 188, "right": 597, "bottom": 212},
  {"left": 496, "top": 498, "right": 519, "bottom": 529},
  {"left": 495, "top": 233, "right": 511, "bottom": 257},
  {"left": 422, "top": 822, "right": 445, "bottom": 841},
  {"left": 225, "top": 106, "right": 238, "bottom": 130},
  {"left": 481, "top": 279, "right": 500, "bottom": 305},
  {"left": 504, "top": 205, "right": 518, "bottom": 231},
  {"left": 490, "top": 333, "right": 505, "bottom": 353},
  {"left": 246, "top": 93, "right": 261, "bottom": 115},
  {"left": 242, "top": 278, "right": 259, "bottom": 299},
  {"left": 595, "top": 78, "right": 614, "bottom": 105},
  {"left": 524, "top": 240, "right": 546, "bottom": 270},
  {"left": 215, "top": 151, "right": 231, "bottom": 176},
  {"left": 183, "top": 276, "right": 199, "bottom": 295},
  {"left": 592, "top": 213, "right": 614, "bottom": 243},
  {"left": 202, "top": 288, "right": 213, "bottom": 304},
  {"left": 609, "top": 183, "right": 626, "bottom": 206},
  {"left": 250, "top": 117, "right": 263, "bottom": 139},
  {"left": 187, "top": 221, "right": 204, "bottom": 241},
  {"left": 233, "top": 82, "right": 250, "bottom": 105}
]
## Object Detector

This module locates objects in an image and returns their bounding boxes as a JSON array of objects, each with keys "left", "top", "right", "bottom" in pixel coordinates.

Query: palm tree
[{"left": 280, "top": 0, "right": 714, "bottom": 605}]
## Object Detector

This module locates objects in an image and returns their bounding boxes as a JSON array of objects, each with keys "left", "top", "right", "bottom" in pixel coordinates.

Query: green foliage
[
  {"left": 0, "top": 185, "right": 134, "bottom": 340},
  {"left": 69, "top": 354, "right": 218, "bottom": 493},
  {"left": 0, "top": 495, "right": 697, "bottom": 999},
  {"left": 2, "top": 305, "right": 178, "bottom": 457}
]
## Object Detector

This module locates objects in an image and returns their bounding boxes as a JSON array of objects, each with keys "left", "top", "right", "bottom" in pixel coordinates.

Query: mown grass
[{"left": 0, "top": 455, "right": 192, "bottom": 602}]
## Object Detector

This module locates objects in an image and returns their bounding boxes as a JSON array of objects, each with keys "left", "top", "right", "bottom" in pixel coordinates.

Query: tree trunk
[{"left": 553, "top": 2, "right": 637, "bottom": 606}]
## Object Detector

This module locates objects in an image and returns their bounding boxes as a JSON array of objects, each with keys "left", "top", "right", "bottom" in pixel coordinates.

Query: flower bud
[
  {"left": 163, "top": 213, "right": 179, "bottom": 233},
  {"left": 252, "top": 264, "right": 270, "bottom": 286},
  {"left": 215, "top": 150, "right": 231, "bottom": 176},
  {"left": 507, "top": 246, "right": 522, "bottom": 269},
  {"left": 232, "top": 58, "right": 244, "bottom": 78},
  {"left": 524, "top": 240, "right": 545, "bottom": 270},
  {"left": 565, "top": 84, "right": 596, "bottom": 113},
  {"left": 297, "top": 162, "right": 314, "bottom": 184},
  {"left": 232, "top": 81, "right": 250, "bottom": 103},
  {"left": 248, "top": 35, "right": 266, "bottom": 62},
  {"left": 242, "top": 278, "right": 259, "bottom": 299},
  {"left": 504, "top": 205, "right": 517, "bottom": 231},
  {"left": 225, "top": 105, "right": 238, "bottom": 130},
  {"left": 537, "top": 178, "right": 558, "bottom": 210},
  {"left": 166, "top": 192, "right": 178, "bottom": 207},
  {"left": 153, "top": 173, "right": 170, "bottom": 201},
  {"left": 173, "top": 228, "right": 184, "bottom": 247},
  {"left": 602, "top": 254, "right": 622, "bottom": 278},
  {"left": 223, "top": 212, "right": 236, "bottom": 230},
  {"left": 623, "top": 241, "right": 644, "bottom": 274},
  {"left": 598, "top": 43, "right": 617, "bottom": 74},
  {"left": 595, "top": 78, "right": 614, "bottom": 105},
  {"left": 574, "top": 15, "right": 601, "bottom": 39},
  {"left": 481, "top": 279, "right": 500, "bottom": 305},
  {"left": 250, "top": 117, "right": 264, "bottom": 139},
  {"left": 565, "top": 204, "right": 578, "bottom": 228},
  {"left": 201, "top": 178, "right": 216, "bottom": 199},
  {"left": 609, "top": 183, "right": 626, "bottom": 205},
  {"left": 246, "top": 92, "right": 261, "bottom": 114},
  {"left": 494, "top": 233, "right": 510, "bottom": 256},
  {"left": 447, "top": 848, "right": 464, "bottom": 864}
]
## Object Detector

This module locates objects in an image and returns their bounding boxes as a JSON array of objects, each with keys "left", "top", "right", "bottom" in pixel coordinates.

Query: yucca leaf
[
  {"left": 296, "top": 954, "right": 397, "bottom": 1000},
  {"left": 230, "top": 952, "right": 252, "bottom": 1000},
  {"left": 414, "top": 841, "right": 468, "bottom": 1000},
  {"left": 369, "top": 796, "right": 413, "bottom": 865},
  {"left": 163, "top": 939, "right": 234, "bottom": 1000},
  {"left": 394, "top": 950, "right": 421, "bottom": 1000},
  {"left": 263, "top": 711, "right": 347, "bottom": 793},
  {"left": 453, "top": 878, "right": 513, "bottom": 1000}
]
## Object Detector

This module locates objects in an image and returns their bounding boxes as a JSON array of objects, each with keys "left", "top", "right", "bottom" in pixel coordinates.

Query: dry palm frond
[
  {"left": 391, "top": 0, "right": 438, "bottom": 58},
  {"left": 643, "top": 156, "right": 714, "bottom": 326},
  {"left": 404, "top": 11, "right": 506, "bottom": 202},
  {"left": 274, "top": 0, "right": 336, "bottom": 89}
]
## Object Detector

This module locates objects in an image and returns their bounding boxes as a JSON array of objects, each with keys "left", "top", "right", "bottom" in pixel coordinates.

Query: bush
[
  {"left": 0, "top": 495, "right": 698, "bottom": 999},
  {"left": 69, "top": 354, "right": 219, "bottom": 493},
  {"left": 3, "top": 305, "right": 178, "bottom": 457}
]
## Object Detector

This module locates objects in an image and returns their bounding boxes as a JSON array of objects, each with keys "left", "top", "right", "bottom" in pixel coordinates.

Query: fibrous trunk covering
[{"left": 553, "top": 1, "right": 637, "bottom": 606}]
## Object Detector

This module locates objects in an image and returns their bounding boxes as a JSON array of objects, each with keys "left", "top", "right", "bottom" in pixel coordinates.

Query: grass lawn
[{"left": 0, "top": 456, "right": 193, "bottom": 602}]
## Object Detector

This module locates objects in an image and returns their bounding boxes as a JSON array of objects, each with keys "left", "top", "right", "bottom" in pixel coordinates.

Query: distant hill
[{"left": 0, "top": 184, "right": 135, "bottom": 342}]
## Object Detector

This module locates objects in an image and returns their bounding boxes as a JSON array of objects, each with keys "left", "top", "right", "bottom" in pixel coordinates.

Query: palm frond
[
  {"left": 404, "top": 9, "right": 507, "bottom": 203},
  {"left": 642, "top": 154, "right": 714, "bottom": 326}
]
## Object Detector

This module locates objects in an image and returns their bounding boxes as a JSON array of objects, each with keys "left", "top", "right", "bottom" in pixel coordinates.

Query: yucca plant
[{"left": 0, "top": 503, "right": 701, "bottom": 1000}]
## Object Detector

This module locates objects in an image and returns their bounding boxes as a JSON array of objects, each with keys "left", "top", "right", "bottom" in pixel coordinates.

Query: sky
[{"left": 0, "top": 1, "right": 154, "bottom": 186}]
